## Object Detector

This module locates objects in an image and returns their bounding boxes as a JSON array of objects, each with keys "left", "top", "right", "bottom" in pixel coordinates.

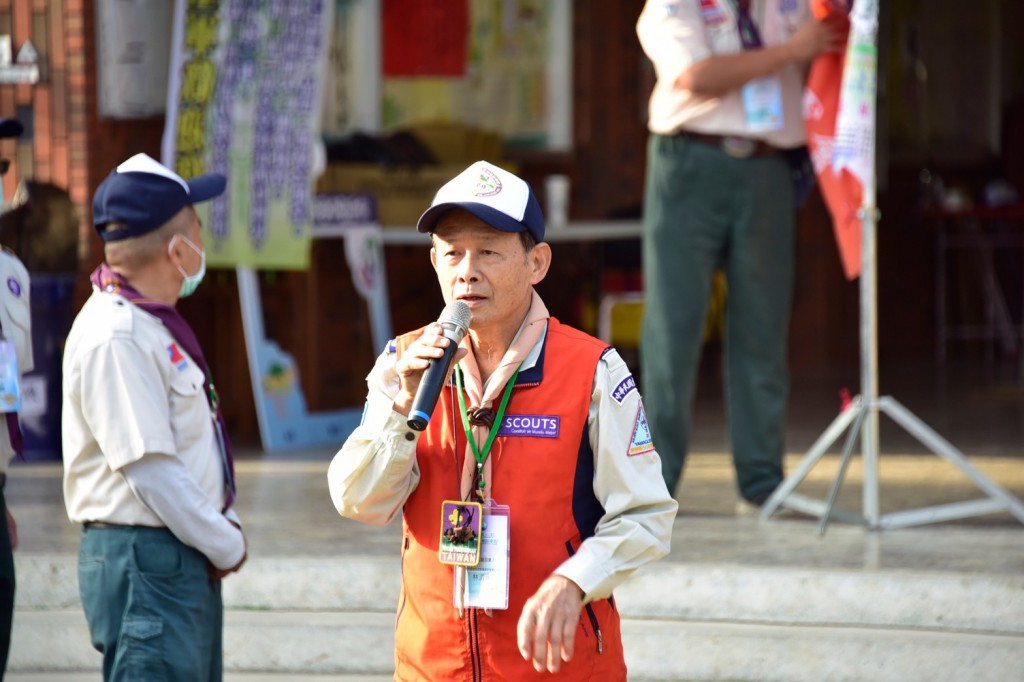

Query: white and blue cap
[
  {"left": 416, "top": 160, "right": 545, "bottom": 243},
  {"left": 93, "top": 153, "right": 226, "bottom": 242}
]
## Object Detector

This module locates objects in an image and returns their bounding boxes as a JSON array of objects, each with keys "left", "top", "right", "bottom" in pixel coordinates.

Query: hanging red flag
[{"left": 804, "top": 0, "right": 861, "bottom": 279}]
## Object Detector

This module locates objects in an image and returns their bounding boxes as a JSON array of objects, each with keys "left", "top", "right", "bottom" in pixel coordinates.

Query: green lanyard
[{"left": 454, "top": 365, "right": 520, "bottom": 495}]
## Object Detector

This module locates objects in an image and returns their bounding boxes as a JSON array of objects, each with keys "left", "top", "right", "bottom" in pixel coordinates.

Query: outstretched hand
[{"left": 517, "top": 575, "right": 585, "bottom": 674}]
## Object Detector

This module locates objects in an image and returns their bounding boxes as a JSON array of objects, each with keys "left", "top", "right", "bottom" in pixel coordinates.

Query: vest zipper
[
  {"left": 565, "top": 541, "right": 605, "bottom": 656},
  {"left": 584, "top": 603, "right": 604, "bottom": 655},
  {"left": 395, "top": 535, "right": 409, "bottom": 630},
  {"left": 469, "top": 608, "right": 482, "bottom": 681}
]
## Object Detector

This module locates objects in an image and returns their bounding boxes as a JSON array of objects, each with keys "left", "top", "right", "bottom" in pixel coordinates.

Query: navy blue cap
[
  {"left": 416, "top": 161, "right": 545, "bottom": 243},
  {"left": 93, "top": 153, "right": 226, "bottom": 242}
]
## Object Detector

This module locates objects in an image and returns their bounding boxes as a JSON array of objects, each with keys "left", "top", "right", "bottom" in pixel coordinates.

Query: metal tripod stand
[{"left": 760, "top": 0, "right": 1024, "bottom": 533}]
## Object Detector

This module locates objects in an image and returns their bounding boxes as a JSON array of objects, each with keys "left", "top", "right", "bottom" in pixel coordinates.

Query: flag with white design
[{"left": 803, "top": 0, "right": 878, "bottom": 280}]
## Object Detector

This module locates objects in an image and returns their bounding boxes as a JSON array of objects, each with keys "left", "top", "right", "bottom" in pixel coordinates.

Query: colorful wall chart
[{"left": 163, "top": 0, "right": 332, "bottom": 269}]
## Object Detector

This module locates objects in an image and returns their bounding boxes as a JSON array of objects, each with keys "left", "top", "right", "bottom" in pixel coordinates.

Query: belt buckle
[{"left": 722, "top": 136, "right": 756, "bottom": 158}]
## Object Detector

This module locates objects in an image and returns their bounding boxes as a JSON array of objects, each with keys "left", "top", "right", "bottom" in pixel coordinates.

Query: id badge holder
[
  {"left": 0, "top": 339, "right": 21, "bottom": 413},
  {"left": 438, "top": 500, "right": 484, "bottom": 567},
  {"left": 458, "top": 500, "right": 511, "bottom": 610},
  {"left": 741, "top": 75, "right": 785, "bottom": 133}
]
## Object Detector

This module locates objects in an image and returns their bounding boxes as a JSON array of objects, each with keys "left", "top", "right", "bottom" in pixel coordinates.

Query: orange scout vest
[{"left": 393, "top": 319, "right": 626, "bottom": 682}]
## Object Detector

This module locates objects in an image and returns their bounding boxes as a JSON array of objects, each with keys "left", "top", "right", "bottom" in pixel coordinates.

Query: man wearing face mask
[{"left": 61, "top": 153, "right": 246, "bottom": 681}]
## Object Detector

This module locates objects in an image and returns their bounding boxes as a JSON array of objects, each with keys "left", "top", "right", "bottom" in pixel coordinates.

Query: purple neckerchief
[
  {"left": 736, "top": 0, "right": 765, "bottom": 49},
  {"left": 0, "top": 318, "right": 24, "bottom": 459},
  {"left": 90, "top": 263, "right": 236, "bottom": 508}
]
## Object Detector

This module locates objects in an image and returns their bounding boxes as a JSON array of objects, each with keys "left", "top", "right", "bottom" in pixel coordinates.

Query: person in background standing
[
  {"left": 62, "top": 153, "right": 246, "bottom": 681},
  {"left": 636, "top": 0, "right": 844, "bottom": 508},
  {"left": 0, "top": 115, "right": 31, "bottom": 679}
]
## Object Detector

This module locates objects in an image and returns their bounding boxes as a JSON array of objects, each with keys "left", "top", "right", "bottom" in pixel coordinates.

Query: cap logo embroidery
[
  {"left": 472, "top": 168, "right": 502, "bottom": 197},
  {"left": 6, "top": 277, "right": 21, "bottom": 297}
]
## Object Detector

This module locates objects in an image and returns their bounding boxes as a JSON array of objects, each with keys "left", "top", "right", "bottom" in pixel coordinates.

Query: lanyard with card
[
  {"left": 454, "top": 365, "right": 520, "bottom": 497},
  {"left": 443, "top": 366, "right": 519, "bottom": 610},
  {"left": 742, "top": 77, "right": 785, "bottom": 132},
  {"left": 454, "top": 500, "right": 511, "bottom": 610},
  {"left": 731, "top": 0, "right": 786, "bottom": 132}
]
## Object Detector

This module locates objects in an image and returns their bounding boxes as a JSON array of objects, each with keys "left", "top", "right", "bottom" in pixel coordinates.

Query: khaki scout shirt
[
  {"left": 637, "top": 0, "right": 811, "bottom": 147},
  {"left": 0, "top": 248, "right": 33, "bottom": 473}
]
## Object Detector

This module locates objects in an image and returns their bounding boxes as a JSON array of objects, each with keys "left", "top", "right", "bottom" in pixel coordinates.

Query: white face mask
[{"left": 170, "top": 234, "right": 206, "bottom": 298}]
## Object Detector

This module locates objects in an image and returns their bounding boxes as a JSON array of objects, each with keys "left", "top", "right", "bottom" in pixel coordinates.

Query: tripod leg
[
  {"left": 761, "top": 396, "right": 862, "bottom": 520},
  {"left": 879, "top": 397, "right": 1024, "bottom": 525},
  {"left": 819, "top": 406, "right": 867, "bottom": 535}
]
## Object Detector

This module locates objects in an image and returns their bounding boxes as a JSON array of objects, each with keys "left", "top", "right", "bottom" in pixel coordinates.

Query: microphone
[{"left": 407, "top": 301, "right": 471, "bottom": 431}]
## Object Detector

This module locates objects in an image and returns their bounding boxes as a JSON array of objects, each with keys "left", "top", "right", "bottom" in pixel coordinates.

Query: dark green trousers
[
  {"left": 640, "top": 133, "right": 794, "bottom": 501},
  {"left": 1, "top": 485, "right": 13, "bottom": 677},
  {"left": 78, "top": 525, "right": 224, "bottom": 682}
]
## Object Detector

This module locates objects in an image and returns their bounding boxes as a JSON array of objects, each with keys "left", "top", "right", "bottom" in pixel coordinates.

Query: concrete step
[
  {"left": 11, "top": 609, "right": 395, "bottom": 676},
  {"left": 14, "top": 553, "right": 1024, "bottom": 680},
  {"left": 621, "top": 620, "right": 1024, "bottom": 682},
  {"left": 615, "top": 563, "right": 1024, "bottom": 634},
  {"left": 18, "top": 554, "right": 1024, "bottom": 634},
  {"left": 12, "top": 609, "right": 1023, "bottom": 682}
]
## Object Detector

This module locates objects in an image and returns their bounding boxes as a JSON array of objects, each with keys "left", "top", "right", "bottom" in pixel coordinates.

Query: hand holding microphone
[{"left": 404, "top": 301, "right": 471, "bottom": 431}]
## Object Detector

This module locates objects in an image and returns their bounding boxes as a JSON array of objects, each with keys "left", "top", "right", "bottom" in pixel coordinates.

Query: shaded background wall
[{"left": 1, "top": 0, "right": 1022, "bottom": 448}]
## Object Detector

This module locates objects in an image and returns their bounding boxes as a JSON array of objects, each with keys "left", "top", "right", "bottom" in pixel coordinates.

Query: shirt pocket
[{"left": 168, "top": 364, "right": 209, "bottom": 448}]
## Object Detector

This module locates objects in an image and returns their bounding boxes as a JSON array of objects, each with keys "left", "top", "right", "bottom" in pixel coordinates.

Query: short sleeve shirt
[
  {"left": 637, "top": 0, "right": 811, "bottom": 146},
  {"left": 0, "top": 248, "right": 32, "bottom": 471},
  {"left": 61, "top": 289, "right": 227, "bottom": 525}
]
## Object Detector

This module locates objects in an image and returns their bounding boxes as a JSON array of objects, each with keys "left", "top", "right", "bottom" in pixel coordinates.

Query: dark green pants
[
  {"left": 0, "top": 485, "right": 12, "bottom": 677},
  {"left": 78, "top": 525, "right": 224, "bottom": 682},
  {"left": 640, "top": 133, "right": 794, "bottom": 501}
]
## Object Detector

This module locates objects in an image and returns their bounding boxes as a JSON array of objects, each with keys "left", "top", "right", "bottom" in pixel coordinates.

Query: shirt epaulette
[{"left": 102, "top": 292, "right": 135, "bottom": 334}]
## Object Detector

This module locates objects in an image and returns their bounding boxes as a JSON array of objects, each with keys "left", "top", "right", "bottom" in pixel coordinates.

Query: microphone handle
[{"left": 407, "top": 341, "right": 460, "bottom": 431}]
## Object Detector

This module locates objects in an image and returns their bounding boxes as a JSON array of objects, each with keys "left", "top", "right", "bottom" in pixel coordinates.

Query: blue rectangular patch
[
  {"left": 612, "top": 375, "right": 637, "bottom": 404},
  {"left": 498, "top": 414, "right": 560, "bottom": 438}
]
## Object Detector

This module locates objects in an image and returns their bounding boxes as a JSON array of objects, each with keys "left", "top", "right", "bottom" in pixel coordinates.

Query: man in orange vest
[{"left": 329, "top": 161, "right": 677, "bottom": 680}]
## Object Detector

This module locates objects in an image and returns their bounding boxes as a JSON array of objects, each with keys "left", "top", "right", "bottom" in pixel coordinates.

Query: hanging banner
[
  {"left": 804, "top": 0, "right": 874, "bottom": 281},
  {"left": 162, "top": 0, "right": 332, "bottom": 270},
  {"left": 804, "top": 0, "right": 855, "bottom": 279}
]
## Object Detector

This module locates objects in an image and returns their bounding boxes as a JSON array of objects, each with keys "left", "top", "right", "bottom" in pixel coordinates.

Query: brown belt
[
  {"left": 676, "top": 130, "right": 779, "bottom": 158},
  {"left": 83, "top": 521, "right": 149, "bottom": 530}
]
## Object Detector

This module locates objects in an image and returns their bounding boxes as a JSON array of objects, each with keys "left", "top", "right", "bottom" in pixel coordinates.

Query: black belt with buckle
[{"left": 677, "top": 130, "right": 779, "bottom": 158}]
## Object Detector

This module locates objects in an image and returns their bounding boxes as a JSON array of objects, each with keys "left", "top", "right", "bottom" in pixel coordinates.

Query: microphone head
[{"left": 438, "top": 301, "right": 471, "bottom": 342}]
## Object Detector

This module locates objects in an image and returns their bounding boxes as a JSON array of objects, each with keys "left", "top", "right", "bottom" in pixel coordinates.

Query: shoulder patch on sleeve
[
  {"left": 612, "top": 373, "right": 637, "bottom": 404},
  {"left": 628, "top": 401, "right": 656, "bottom": 457}
]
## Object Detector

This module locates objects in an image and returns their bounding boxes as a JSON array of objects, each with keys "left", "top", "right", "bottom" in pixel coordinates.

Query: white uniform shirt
[
  {"left": 62, "top": 288, "right": 244, "bottom": 568},
  {"left": 0, "top": 248, "right": 33, "bottom": 474},
  {"left": 637, "top": 0, "right": 811, "bottom": 146},
  {"left": 329, "top": 323, "right": 678, "bottom": 601}
]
